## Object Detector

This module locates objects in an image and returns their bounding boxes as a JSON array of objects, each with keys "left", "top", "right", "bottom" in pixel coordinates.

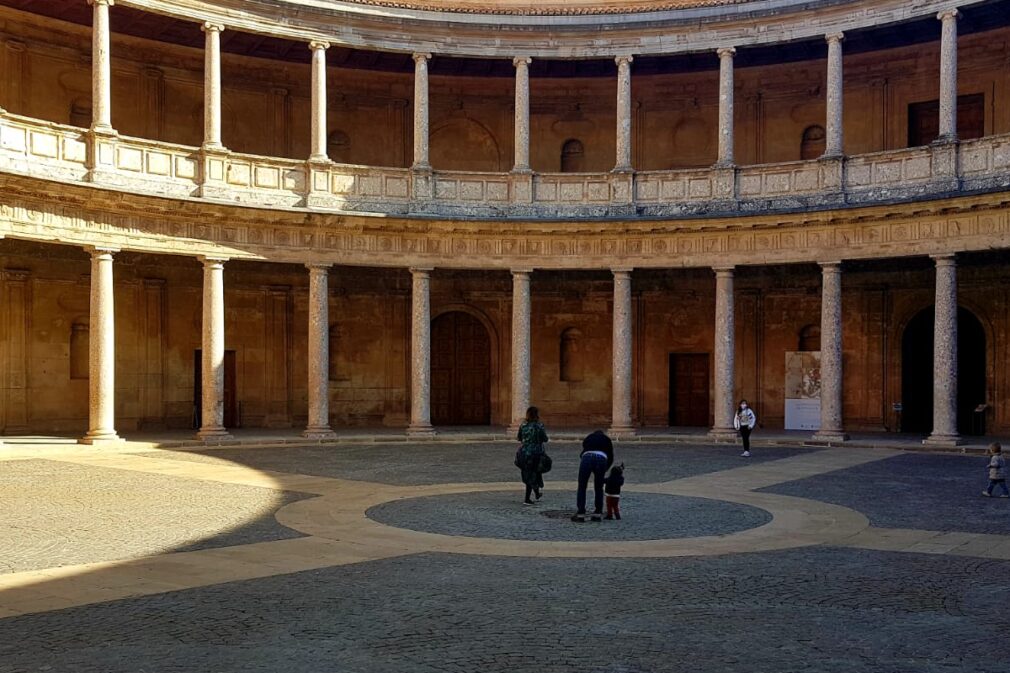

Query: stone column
[
  {"left": 202, "top": 22, "right": 225, "bottom": 151},
  {"left": 512, "top": 57, "right": 532, "bottom": 173},
  {"left": 509, "top": 269, "right": 532, "bottom": 434},
  {"left": 411, "top": 53, "right": 432, "bottom": 171},
  {"left": 814, "top": 262, "right": 848, "bottom": 441},
  {"left": 937, "top": 9, "right": 960, "bottom": 142},
  {"left": 824, "top": 33, "right": 845, "bottom": 158},
  {"left": 710, "top": 267, "right": 737, "bottom": 439},
  {"left": 716, "top": 47, "right": 736, "bottom": 167},
  {"left": 309, "top": 41, "right": 330, "bottom": 162},
  {"left": 925, "top": 254, "right": 960, "bottom": 446},
  {"left": 89, "top": 0, "right": 114, "bottom": 133},
  {"left": 197, "top": 256, "right": 231, "bottom": 440},
  {"left": 408, "top": 267, "right": 435, "bottom": 437},
  {"left": 80, "top": 246, "right": 120, "bottom": 444},
  {"left": 614, "top": 55, "right": 634, "bottom": 172},
  {"left": 610, "top": 268, "right": 635, "bottom": 436},
  {"left": 304, "top": 263, "right": 335, "bottom": 438}
]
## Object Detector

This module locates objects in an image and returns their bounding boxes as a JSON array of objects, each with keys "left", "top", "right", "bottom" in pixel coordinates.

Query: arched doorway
[
  {"left": 901, "top": 306, "right": 986, "bottom": 434},
  {"left": 431, "top": 311, "right": 491, "bottom": 425}
]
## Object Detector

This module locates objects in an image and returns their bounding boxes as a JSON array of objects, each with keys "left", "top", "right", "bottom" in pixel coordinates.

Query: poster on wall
[{"left": 784, "top": 351, "right": 821, "bottom": 430}]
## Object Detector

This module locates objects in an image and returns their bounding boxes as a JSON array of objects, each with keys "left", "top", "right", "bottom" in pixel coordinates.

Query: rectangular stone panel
[
  {"left": 29, "top": 131, "right": 58, "bottom": 158},
  {"left": 764, "top": 172, "right": 791, "bottom": 194},
  {"left": 146, "top": 152, "right": 171, "bottom": 176},
  {"left": 227, "top": 162, "right": 251, "bottom": 186},
  {"left": 688, "top": 178, "right": 712, "bottom": 198},
  {"left": 283, "top": 169, "right": 304, "bottom": 192},
  {"left": 636, "top": 179, "right": 658, "bottom": 201},
  {"left": 559, "top": 182, "right": 585, "bottom": 202},
  {"left": 903, "top": 156, "right": 931, "bottom": 180},
  {"left": 661, "top": 180, "right": 685, "bottom": 199},
  {"left": 846, "top": 162, "right": 871, "bottom": 186},
  {"left": 459, "top": 181, "right": 483, "bottom": 201},
  {"left": 254, "top": 166, "right": 281, "bottom": 189},
  {"left": 331, "top": 174, "right": 354, "bottom": 195},
  {"left": 1, "top": 125, "right": 26, "bottom": 152},
  {"left": 873, "top": 160, "right": 901, "bottom": 183},
  {"left": 175, "top": 156, "right": 197, "bottom": 180},
  {"left": 435, "top": 179, "right": 458, "bottom": 199},
  {"left": 739, "top": 173, "right": 762, "bottom": 196},
  {"left": 358, "top": 175, "right": 382, "bottom": 196},
  {"left": 793, "top": 167, "right": 819, "bottom": 191},
  {"left": 385, "top": 177, "right": 408, "bottom": 198},
  {"left": 63, "top": 136, "right": 86, "bottom": 164},
  {"left": 115, "top": 145, "right": 143, "bottom": 172},
  {"left": 533, "top": 181, "right": 557, "bottom": 202},
  {"left": 485, "top": 181, "right": 508, "bottom": 201},
  {"left": 587, "top": 181, "right": 609, "bottom": 202}
]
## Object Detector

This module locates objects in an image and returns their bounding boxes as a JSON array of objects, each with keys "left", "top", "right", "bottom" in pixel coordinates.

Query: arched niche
[
  {"left": 430, "top": 118, "right": 501, "bottom": 172},
  {"left": 560, "top": 138, "right": 585, "bottom": 173},
  {"left": 800, "top": 125, "right": 826, "bottom": 160},
  {"left": 798, "top": 324, "right": 821, "bottom": 352}
]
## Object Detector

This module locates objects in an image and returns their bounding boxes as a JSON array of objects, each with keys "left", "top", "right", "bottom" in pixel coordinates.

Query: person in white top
[{"left": 733, "top": 400, "right": 757, "bottom": 457}]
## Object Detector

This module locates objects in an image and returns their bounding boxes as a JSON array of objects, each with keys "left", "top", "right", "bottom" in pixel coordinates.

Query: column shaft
[
  {"left": 509, "top": 270, "right": 532, "bottom": 432},
  {"left": 824, "top": 33, "right": 845, "bottom": 157},
  {"left": 937, "top": 10, "right": 960, "bottom": 142},
  {"left": 614, "top": 56, "right": 634, "bottom": 172},
  {"left": 309, "top": 41, "right": 330, "bottom": 162},
  {"left": 412, "top": 53, "right": 431, "bottom": 170},
  {"left": 716, "top": 47, "right": 736, "bottom": 166},
  {"left": 926, "top": 255, "right": 960, "bottom": 445},
  {"left": 815, "top": 262, "right": 847, "bottom": 440},
  {"left": 197, "top": 257, "right": 231, "bottom": 439},
  {"left": 512, "top": 57, "right": 531, "bottom": 173},
  {"left": 710, "top": 267, "right": 736, "bottom": 438},
  {"left": 408, "top": 267, "right": 435, "bottom": 436},
  {"left": 305, "top": 264, "right": 335, "bottom": 438},
  {"left": 610, "top": 269, "right": 635, "bottom": 436},
  {"left": 81, "top": 246, "right": 119, "bottom": 443},
  {"left": 202, "top": 23, "right": 224, "bottom": 150},
  {"left": 89, "top": 0, "right": 114, "bottom": 133}
]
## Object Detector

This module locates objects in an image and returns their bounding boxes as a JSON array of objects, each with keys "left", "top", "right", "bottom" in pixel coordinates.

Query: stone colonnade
[
  {"left": 87, "top": 1, "right": 964, "bottom": 167},
  {"left": 70, "top": 250, "right": 964, "bottom": 445}
]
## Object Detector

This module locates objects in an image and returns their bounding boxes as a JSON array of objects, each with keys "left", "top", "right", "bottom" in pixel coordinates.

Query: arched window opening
[
  {"left": 560, "top": 327, "right": 584, "bottom": 382},
  {"left": 560, "top": 139, "right": 585, "bottom": 173},
  {"left": 327, "top": 130, "right": 351, "bottom": 164},
  {"left": 70, "top": 321, "right": 89, "bottom": 379},
  {"left": 800, "top": 125, "right": 826, "bottom": 160},
  {"left": 798, "top": 324, "right": 821, "bottom": 352},
  {"left": 69, "top": 99, "right": 92, "bottom": 129}
]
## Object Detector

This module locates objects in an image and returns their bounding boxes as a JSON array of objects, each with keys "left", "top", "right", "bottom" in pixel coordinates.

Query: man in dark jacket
[{"left": 572, "top": 430, "right": 614, "bottom": 522}]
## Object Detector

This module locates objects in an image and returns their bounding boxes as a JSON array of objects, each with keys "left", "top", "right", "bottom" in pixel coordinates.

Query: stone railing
[{"left": 1, "top": 112, "right": 1009, "bottom": 221}]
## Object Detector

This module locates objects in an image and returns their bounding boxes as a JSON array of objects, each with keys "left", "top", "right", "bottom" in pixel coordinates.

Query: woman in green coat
[{"left": 517, "top": 406, "right": 549, "bottom": 505}]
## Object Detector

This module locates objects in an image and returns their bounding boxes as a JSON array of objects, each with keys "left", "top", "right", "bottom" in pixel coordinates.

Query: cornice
[
  {"left": 1, "top": 171, "right": 1007, "bottom": 271},
  {"left": 116, "top": 0, "right": 977, "bottom": 58}
]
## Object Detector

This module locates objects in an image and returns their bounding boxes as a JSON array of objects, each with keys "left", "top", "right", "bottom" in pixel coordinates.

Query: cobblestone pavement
[
  {"left": 763, "top": 452, "right": 1010, "bottom": 534},
  {"left": 146, "top": 442, "right": 812, "bottom": 485},
  {"left": 0, "top": 459, "right": 308, "bottom": 574},
  {"left": 367, "top": 490, "right": 771, "bottom": 541},
  {"left": 2, "top": 442, "right": 1010, "bottom": 672}
]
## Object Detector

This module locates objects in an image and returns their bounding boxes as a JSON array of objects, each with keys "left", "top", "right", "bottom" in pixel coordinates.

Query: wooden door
[
  {"left": 431, "top": 312, "right": 491, "bottom": 425},
  {"left": 668, "top": 353, "right": 710, "bottom": 427},
  {"left": 907, "top": 93, "right": 984, "bottom": 147},
  {"left": 194, "top": 349, "right": 238, "bottom": 428}
]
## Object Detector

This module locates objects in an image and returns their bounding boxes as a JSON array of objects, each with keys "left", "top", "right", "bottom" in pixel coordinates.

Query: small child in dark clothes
[{"left": 604, "top": 463, "right": 625, "bottom": 520}]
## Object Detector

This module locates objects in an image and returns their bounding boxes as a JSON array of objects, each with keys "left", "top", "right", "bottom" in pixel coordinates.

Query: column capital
[
  {"left": 612, "top": 267, "right": 633, "bottom": 278},
  {"left": 85, "top": 245, "right": 119, "bottom": 256},
  {"left": 825, "top": 32, "right": 845, "bottom": 44},
  {"left": 198, "top": 255, "right": 229, "bottom": 266},
  {"left": 716, "top": 46, "right": 736, "bottom": 59},
  {"left": 615, "top": 54, "right": 634, "bottom": 67},
  {"left": 409, "top": 266, "right": 434, "bottom": 277},
  {"left": 931, "top": 253, "right": 957, "bottom": 266},
  {"left": 201, "top": 21, "right": 224, "bottom": 33},
  {"left": 88, "top": 0, "right": 114, "bottom": 6},
  {"left": 511, "top": 268, "right": 534, "bottom": 277},
  {"left": 937, "top": 7, "right": 960, "bottom": 21},
  {"left": 306, "top": 262, "right": 332, "bottom": 272},
  {"left": 513, "top": 56, "right": 532, "bottom": 68},
  {"left": 309, "top": 40, "right": 330, "bottom": 52},
  {"left": 412, "top": 52, "right": 432, "bottom": 64},
  {"left": 819, "top": 260, "right": 844, "bottom": 271},
  {"left": 713, "top": 265, "right": 735, "bottom": 276}
]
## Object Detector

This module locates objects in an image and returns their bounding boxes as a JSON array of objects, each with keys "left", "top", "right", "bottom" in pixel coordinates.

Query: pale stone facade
[{"left": 0, "top": 0, "right": 1009, "bottom": 444}]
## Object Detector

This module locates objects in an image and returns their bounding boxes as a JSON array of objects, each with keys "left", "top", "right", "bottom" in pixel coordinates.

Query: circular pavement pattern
[{"left": 365, "top": 490, "right": 772, "bottom": 541}]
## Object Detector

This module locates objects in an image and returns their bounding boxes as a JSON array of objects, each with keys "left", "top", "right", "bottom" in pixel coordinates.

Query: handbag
[
  {"left": 538, "top": 452, "right": 553, "bottom": 474},
  {"left": 514, "top": 446, "right": 524, "bottom": 469}
]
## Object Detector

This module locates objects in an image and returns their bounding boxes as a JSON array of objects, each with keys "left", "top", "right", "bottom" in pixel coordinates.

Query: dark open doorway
[
  {"left": 669, "top": 353, "right": 711, "bottom": 427},
  {"left": 431, "top": 311, "right": 491, "bottom": 426},
  {"left": 900, "top": 307, "right": 986, "bottom": 434},
  {"left": 193, "top": 349, "right": 238, "bottom": 429}
]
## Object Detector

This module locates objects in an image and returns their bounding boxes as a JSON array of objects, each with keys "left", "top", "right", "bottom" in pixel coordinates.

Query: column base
[
  {"left": 303, "top": 426, "right": 336, "bottom": 440},
  {"left": 196, "top": 427, "right": 233, "bottom": 442},
  {"left": 923, "top": 433, "right": 962, "bottom": 448},
  {"left": 812, "top": 431, "right": 849, "bottom": 443},
  {"left": 607, "top": 425, "right": 637, "bottom": 439},
  {"left": 407, "top": 424, "right": 437, "bottom": 439},
  {"left": 78, "top": 430, "right": 122, "bottom": 445},
  {"left": 708, "top": 427, "right": 739, "bottom": 442}
]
